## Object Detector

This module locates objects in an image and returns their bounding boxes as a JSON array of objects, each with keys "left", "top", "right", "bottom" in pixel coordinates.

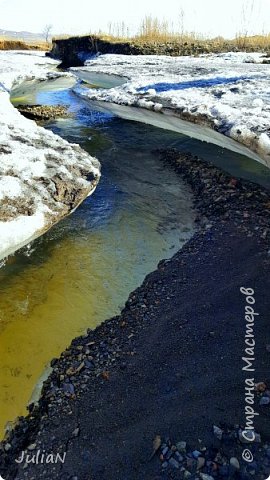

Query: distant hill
[{"left": 0, "top": 29, "right": 48, "bottom": 42}]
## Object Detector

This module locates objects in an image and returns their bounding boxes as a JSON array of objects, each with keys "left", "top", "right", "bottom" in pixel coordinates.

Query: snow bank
[
  {"left": 0, "top": 51, "right": 100, "bottom": 261},
  {"left": 72, "top": 52, "right": 270, "bottom": 167}
]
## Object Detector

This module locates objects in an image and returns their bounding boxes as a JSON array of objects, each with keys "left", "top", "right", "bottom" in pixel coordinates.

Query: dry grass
[
  {"left": 53, "top": 14, "right": 270, "bottom": 52},
  {"left": 234, "top": 33, "right": 270, "bottom": 50},
  {"left": 53, "top": 32, "right": 270, "bottom": 53},
  {"left": 53, "top": 32, "right": 270, "bottom": 54},
  {"left": 0, "top": 37, "right": 50, "bottom": 51}
]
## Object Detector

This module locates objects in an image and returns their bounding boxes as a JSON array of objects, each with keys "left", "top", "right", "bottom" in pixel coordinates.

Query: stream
[{"left": 0, "top": 74, "right": 270, "bottom": 437}]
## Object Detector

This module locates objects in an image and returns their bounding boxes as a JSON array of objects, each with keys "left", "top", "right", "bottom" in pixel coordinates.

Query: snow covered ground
[
  {"left": 72, "top": 52, "right": 270, "bottom": 167},
  {"left": 0, "top": 51, "right": 100, "bottom": 261}
]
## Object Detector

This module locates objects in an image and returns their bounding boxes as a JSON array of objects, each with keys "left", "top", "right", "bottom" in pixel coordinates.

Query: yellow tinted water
[
  {"left": 3, "top": 73, "right": 270, "bottom": 439},
  {"left": 0, "top": 151, "right": 195, "bottom": 436}
]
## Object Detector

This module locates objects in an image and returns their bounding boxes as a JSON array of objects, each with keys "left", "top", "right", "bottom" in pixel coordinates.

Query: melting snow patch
[
  {"left": 0, "top": 177, "right": 22, "bottom": 200},
  {"left": 0, "top": 50, "right": 100, "bottom": 261},
  {"left": 73, "top": 52, "right": 270, "bottom": 166}
]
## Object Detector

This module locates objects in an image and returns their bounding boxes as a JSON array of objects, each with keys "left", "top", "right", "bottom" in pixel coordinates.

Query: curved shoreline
[
  {"left": 71, "top": 52, "right": 270, "bottom": 168},
  {"left": 79, "top": 98, "right": 266, "bottom": 166},
  {"left": 1, "top": 149, "right": 270, "bottom": 479},
  {"left": 0, "top": 51, "right": 101, "bottom": 262},
  {"left": 75, "top": 91, "right": 270, "bottom": 168}
]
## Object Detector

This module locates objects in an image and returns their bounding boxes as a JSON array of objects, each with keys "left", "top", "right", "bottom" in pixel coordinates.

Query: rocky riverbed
[
  {"left": 17, "top": 104, "right": 70, "bottom": 121},
  {"left": 0, "top": 150, "right": 270, "bottom": 480}
]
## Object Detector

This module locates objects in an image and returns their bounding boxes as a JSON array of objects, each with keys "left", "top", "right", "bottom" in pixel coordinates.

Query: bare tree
[
  {"left": 236, "top": 0, "right": 255, "bottom": 48},
  {"left": 179, "top": 7, "right": 185, "bottom": 38},
  {"left": 107, "top": 21, "right": 112, "bottom": 36},
  {"left": 43, "top": 24, "right": 53, "bottom": 44}
]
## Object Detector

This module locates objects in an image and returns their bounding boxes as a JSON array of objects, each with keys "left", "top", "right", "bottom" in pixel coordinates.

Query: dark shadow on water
[{"left": 137, "top": 75, "right": 256, "bottom": 93}]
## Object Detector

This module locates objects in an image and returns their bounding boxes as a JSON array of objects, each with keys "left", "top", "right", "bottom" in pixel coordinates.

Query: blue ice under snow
[{"left": 137, "top": 76, "right": 252, "bottom": 93}]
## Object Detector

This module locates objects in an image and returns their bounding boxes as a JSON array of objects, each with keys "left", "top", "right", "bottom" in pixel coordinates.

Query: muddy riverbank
[
  {"left": 1, "top": 149, "right": 270, "bottom": 480},
  {"left": 48, "top": 35, "right": 223, "bottom": 67},
  {"left": 48, "top": 35, "right": 270, "bottom": 67}
]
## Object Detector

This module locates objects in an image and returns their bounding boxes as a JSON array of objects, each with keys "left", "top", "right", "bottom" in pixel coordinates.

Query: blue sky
[{"left": 0, "top": 0, "right": 268, "bottom": 38}]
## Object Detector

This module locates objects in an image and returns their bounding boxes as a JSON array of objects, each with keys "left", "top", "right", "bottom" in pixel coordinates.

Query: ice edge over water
[
  {"left": 0, "top": 51, "right": 101, "bottom": 262},
  {"left": 72, "top": 52, "right": 270, "bottom": 168}
]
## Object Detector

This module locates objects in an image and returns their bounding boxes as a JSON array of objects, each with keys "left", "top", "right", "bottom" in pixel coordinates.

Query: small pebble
[
  {"left": 28, "top": 444, "right": 36, "bottom": 451},
  {"left": 165, "top": 449, "right": 173, "bottom": 460},
  {"left": 239, "top": 430, "right": 261, "bottom": 443},
  {"left": 62, "top": 383, "right": 75, "bottom": 395},
  {"left": 176, "top": 441, "right": 187, "bottom": 452},
  {"left": 175, "top": 451, "right": 184, "bottom": 462},
  {"left": 200, "top": 474, "right": 214, "bottom": 480},
  {"left": 260, "top": 396, "right": 270, "bottom": 406},
  {"left": 162, "top": 446, "right": 169, "bottom": 456},
  {"left": 192, "top": 450, "right": 202, "bottom": 459},
  {"left": 197, "top": 457, "right": 205, "bottom": 470},
  {"left": 169, "top": 457, "right": 180, "bottom": 469},
  {"left": 230, "top": 457, "right": 240, "bottom": 470},
  {"left": 213, "top": 425, "right": 223, "bottom": 440}
]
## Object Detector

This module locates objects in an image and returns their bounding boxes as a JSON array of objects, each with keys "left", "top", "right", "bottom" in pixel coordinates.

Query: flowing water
[{"left": 1, "top": 75, "right": 270, "bottom": 437}]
